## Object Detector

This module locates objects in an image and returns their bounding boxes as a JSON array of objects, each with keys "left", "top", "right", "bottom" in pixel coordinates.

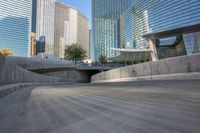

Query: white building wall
[
  {"left": 36, "top": 0, "right": 55, "bottom": 55},
  {"left": 54, "top": 2, "right": 89, "bottom": 58},
  {"left": 69, "top": 8, "right": 78, "bottom": 45},
  {"left": 64, "top": 21, "right": 70, "bottom": 45},
  {"left": 77, "top": 11, "right": 89, "bottom": 58},
  {"left": 54, "top": 2, "right": 70, "bottom": 57}
]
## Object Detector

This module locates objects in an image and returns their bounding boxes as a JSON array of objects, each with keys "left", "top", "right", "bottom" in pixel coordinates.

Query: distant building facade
[
  {"left": 0, "top": 0, "right": 89, "bottom": 58},
  {"left": 89, "top": 30, "right": 93, "bottom": 60},
  {"left": 77, "top": 11, "right": 89, "bottom": 58},
  {"left": 32, "top": 0, "right": 37, "bottom": 33},
  {"left": 31, "top": 32, "right": 36, "bottom": 56},
  {"left": 92, "top": 0, "right": 132, "bottom": 61},
  {"left": 36, "top": 0, "right": 55, "bottom": 55},
  {"left": 36, "top": 36, "right": 46, "bottom": 54},
  {"left": 0, "top": 0, "right": 32, "bottom": 57},
  {"left": 54, "top": 2, "right": 70, "bottom": 58},
  {"left": 54, "top": 2, "right": 89, "bottom": 58}
]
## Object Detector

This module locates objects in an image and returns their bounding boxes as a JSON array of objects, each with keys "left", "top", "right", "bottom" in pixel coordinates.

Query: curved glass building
[
  {"left": 0, "top": 0, "right": 32, "bottom": 57},
  {"left": 122, "top": 0, "right": 200, "bottom": 49},
  {"left": 93, "top": 0, "right": 200, "bottom": 62}
]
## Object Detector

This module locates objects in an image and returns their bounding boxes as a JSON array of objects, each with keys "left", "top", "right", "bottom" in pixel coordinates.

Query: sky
[{"left": 60, "top": 0, "right": 92, "bottom": 28}]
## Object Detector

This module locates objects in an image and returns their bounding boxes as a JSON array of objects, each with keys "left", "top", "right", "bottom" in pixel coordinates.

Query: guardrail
[{"left": 24, "top": 63, "right": 126, "bottom": 71}]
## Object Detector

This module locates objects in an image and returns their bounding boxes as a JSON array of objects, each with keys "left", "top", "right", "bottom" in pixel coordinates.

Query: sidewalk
[
  {"left": 0, "top": 83, "right": 27, "bottom": 97},
  {"left": 0, "top": 82, "right": 74, "bottom": 98}
]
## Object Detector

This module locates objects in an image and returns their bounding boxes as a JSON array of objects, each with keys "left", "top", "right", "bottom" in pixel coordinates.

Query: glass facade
[
  {"left": 36, "top": 36, "right": 46, "bottom": 54},
  {"left": 32, "top": 0, "right": 37, "bottom": 33},
  {"left": 121, "top": 0, "right": 200, "bottom": 56},
  {"left": 36, "top": 0, "right": 55, "bottom": 55},
  {"left": 92, "top": 0, "right": 132, "bottom": 61},
  {"left": 183, "top": 32, "right": 200, "bottom": 54},
  {"left": 0, "top": 0, "right": 32, "bottom": 57},
  {"left": 93, "top": 0, "right": 200, "bottom": 61},
  {"left": 121, "top": 9, "right": 149, "bottom": 49}
]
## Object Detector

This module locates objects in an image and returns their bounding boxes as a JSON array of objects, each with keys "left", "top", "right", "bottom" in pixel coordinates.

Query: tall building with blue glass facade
[
  {"left": 92, "top": 0, "right": 133, "bottom": 61},
  {"left": 0, "top": 0, "right": 32, "bottom": 57},
  {"left": 32, "top": 0, "right": 37, "bottom": 33},
  {"left": 122, "top": 0, "right": 200, "bottom": 57},
  {"left": 92, "top": 0, "right": 200, "bottom": 62}
]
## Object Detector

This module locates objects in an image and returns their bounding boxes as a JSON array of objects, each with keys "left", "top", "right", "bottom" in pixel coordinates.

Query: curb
[
  {"left": 0, "top": 82, "right": 74, "bottom": 98},
  {"left": 0, "top": 84, "right": 26, "bottom": 97}
]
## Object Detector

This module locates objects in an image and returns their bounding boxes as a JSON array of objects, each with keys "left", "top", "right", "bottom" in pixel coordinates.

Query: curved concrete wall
[
  {"left": 91, "top": 53, "right": 200, "bottom": 83},
  {"left": 44, "top": 70, "right": 90, "bottom": 83},
  {"left": 0, "top": 55, "right": 67, "bottom": 85},
  {"left": 5, "top": 56, "right": 74, "bottom": 67}
]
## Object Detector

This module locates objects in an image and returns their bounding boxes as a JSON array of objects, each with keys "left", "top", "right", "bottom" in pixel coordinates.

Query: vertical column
[{"left": 148, "top": 39, "right": 158, "bottom": 61}]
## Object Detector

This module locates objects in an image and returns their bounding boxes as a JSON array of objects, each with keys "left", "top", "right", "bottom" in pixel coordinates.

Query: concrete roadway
[{"left": 0, "top": 80, "right": 200, "bottom": 133}]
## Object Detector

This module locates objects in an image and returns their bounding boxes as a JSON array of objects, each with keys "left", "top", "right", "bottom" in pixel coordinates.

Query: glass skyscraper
[
  {"left": 32, "top": 0, "right": 37, "bottom": 33},
  {"left": 0, "top": 0, "right": 32, "bottom": 57},
  {"left": 122, "top": 0, "right": 200, "bottom": 53},
  {"left": 93, "top": 0, "right": 200, "bottom": 61},
  {"left": 92, "top": 0, "right": 132, "bottom": 61}
]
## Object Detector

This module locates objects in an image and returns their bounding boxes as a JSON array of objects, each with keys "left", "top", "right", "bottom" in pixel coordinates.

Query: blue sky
[{"left": 60, "top": 0, "right": 91, "bottom": 28}]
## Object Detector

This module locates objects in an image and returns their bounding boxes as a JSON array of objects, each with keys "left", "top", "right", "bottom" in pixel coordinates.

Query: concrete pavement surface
[{"left": 0, "top": 80, "right": 200, "bottom": 133}]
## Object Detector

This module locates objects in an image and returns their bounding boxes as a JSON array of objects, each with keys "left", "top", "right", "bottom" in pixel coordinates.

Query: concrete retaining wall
[
  {"left": 0, "top": 55, "right": 67, "bottom": 85},
  {"left": 91, "top": 53, "right": 200, "bottom": 83},
  {"left": 5, "top": 56, "right": 74, "bottom": 68},
  {"left": 44, "top": 69, "right": 90, "bottom": 83}
]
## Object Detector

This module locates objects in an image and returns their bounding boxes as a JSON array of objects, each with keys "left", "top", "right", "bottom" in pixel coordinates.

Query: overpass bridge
[
  {"left": 23, "top": 64, "right": 120, "bottom": 83},
  {"left": 24, "top": 64, "right": 118, "bottom": 71},
  {"left": 0, "top": 56, "right": 122, "bottom": 84}
]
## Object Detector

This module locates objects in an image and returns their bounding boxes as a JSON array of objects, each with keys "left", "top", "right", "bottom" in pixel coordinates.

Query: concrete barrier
[
  {"left": 0, "top": 55, "right": 68, "bottom": 85},
  {"left": 5, "top": 56, "right": 73, "bottom": 67},
  {"left": 0, "top": 84, "right": 26, "bottom": 97},
  {"left": 91, "top": 53, "right": 200, "bottom": 83},
  {"left": 0, "top": 82, "right": 76, "bottom": 97}
]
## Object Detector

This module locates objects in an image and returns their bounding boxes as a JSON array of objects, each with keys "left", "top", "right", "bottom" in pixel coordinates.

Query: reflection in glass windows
[
  {"left": 92, "top": 0, "right": 131, "bottom": 61},
  {"left": 0, "top": 0, "right": 32, "bottom": 57},
  {"left": 121, "top": 0, "right": 200, "bottom": 59},
  {"left": 92, "top": 0, "right": 200, "bottom": 61},
  {"left": 183, "top": 32, "right": 200, "bottom": 54}
]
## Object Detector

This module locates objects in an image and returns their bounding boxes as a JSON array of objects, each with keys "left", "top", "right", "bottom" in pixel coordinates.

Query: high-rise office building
[
  {"left": 54, "top": 2, "right": 89, "bottom": 58},
  {"left": 77, "top": 11, "right": 89, "bottom": 58},
  {"left": 54, "top": 2, "right": 70, "bottom": 58},
  {"left": 122, "top": 0, "right": 200, "bottom": 60},
  {"left": 69, "top": 7, "right": 78, "bottom": 45},
  {"left": 32, "top": 0, "right": 37, "bottom": 33},
  {"left": 92, "top": 0, "right": 133, "bottom": 61},
  {"left": 89, "top": 30, "right": 94, "bottom": 60},
  {"left": 36, "top": 0, "right": 55, "bottom": 55},
  {"left": 93, "top": 0, "right": 200, "bottom": 62},
  {"left": 0, "top": 0, "right": 32, "bottom": 57}
]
